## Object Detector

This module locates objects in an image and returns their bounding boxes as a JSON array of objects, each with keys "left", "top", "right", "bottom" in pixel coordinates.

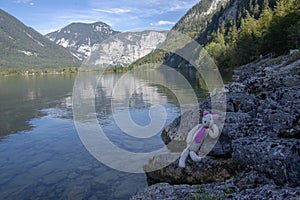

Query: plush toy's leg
[
  {"left": 179, "top": 148, "right": 189, "bottom": 168},
  {"left": 189, "top": 151, "right": 203, "bottom": 162}
]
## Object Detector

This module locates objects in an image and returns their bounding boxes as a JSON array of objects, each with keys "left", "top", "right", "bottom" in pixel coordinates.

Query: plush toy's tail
[{"left": 195, "top": 127, "right": 206, "bottom": 143}]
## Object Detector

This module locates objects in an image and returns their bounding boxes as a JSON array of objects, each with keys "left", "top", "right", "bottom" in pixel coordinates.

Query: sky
[{"left": 0, "top": 0, "right": 199, "bottom": 34}]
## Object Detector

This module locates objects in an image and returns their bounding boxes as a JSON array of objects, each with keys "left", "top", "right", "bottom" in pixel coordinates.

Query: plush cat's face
[
  {"left": 201, "top": 110, "right": 219, "bottom": 128},
  {"left": 202, "top": 114, "right": 213, "bottom": 128}
]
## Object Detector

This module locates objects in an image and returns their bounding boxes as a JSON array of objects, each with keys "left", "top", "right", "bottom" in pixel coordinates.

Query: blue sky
[{"left": 0, "top": 0, "right": 199, "bottom": 34}]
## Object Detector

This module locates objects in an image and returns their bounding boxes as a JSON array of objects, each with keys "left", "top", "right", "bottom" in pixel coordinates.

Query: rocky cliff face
[
  {"left": 46, "top": 22, "right": 119, "bottom": 61},
  {"left": 46, "top": 24, "right": 168, "bottom": 67},
  {"left": 85, "top": 30, "right": 168, "bottom": 67},
  {"left": 131, "top": 55, "right": 300, "bottom": 199}
]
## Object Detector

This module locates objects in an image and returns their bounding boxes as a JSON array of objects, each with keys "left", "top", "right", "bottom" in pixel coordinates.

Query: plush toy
[{"left": 178, "top": 110, "right": 219, "bottom": 168}]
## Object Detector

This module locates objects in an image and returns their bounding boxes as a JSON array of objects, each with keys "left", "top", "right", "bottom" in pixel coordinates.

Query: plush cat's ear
[
  {"left": 203, "top": 110, "right": 210, "bottom": 116},
  {"left": 213, "top": 114, "right": 219, "bottom": 120}
]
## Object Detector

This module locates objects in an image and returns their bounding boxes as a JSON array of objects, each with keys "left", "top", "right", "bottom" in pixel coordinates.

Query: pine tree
[
  {"left": 287, "top": 21, "right": 300, "bottom": 49},
  {"left": 235, "top": 11, "right": 260, "bottom": 64},
  {"left": 265, "top": 0, "right": 300, "bottom": 54},
  {"left": 228, "top": 18, "right": 238, "bottom": 45},
  {"left": 253, "top": 0, "right": 260, "bottom": 18}
]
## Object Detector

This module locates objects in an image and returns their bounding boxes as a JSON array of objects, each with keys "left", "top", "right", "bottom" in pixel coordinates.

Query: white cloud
[
  {"left": 14, "top": 0, "right": 33, "bottom": 4},
  {"left": 169, "top": 1, "right": 193, "bottom": 11},
  {"left": 150, "top": 20, "right": 176, "bottom": 26},
  {"left": 32, "top": 0, "right": 199, "bottom": 34},
  {"left": 93, "top": 8, "right": 131, "bottom": 14},
  {"left": 148, "top": 0, "right": 197, "bottom": 12}
]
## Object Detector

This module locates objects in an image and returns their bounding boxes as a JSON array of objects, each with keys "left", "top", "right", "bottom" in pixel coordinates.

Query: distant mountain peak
[
  {"left": 46, "top": 21, "right": 120, "bottom": 61},
  {"left": 86, "top": 30, "right": 168, "bottom": 67}
]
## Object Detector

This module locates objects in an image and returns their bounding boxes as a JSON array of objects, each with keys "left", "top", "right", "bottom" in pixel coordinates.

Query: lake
[{"left": 0, "top": 69, "right": 210, "bottom": 200}]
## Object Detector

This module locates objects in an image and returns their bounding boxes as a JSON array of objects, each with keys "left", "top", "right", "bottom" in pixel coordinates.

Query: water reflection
[
  {"left": 0, "top": 74, "right": 76, "bottom": 136},
  {"left": 0, "top": 69, "right": 213, "bottom": 199}
]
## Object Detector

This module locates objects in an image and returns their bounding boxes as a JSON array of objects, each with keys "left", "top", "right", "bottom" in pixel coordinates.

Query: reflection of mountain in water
[
  {"left": 95, "top": 72, "right": 168, "bottom": 119},
  {"left": 93, "top": 68, "right": 207, "bottom": 127}
]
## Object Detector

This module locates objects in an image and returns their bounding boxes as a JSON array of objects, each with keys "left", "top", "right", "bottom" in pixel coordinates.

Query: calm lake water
[{"left": 0, "top": 69, "right": 210, "bottom": 200}]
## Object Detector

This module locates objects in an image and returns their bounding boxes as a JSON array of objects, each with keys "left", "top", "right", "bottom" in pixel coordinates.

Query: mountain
[
  {"left": 0, "top": 9, "right": 79, "bottom": 70},
  {"left": 173, "top": 0, "right": 229, "bottom": 41},
  {"left": 46, "top": 22, "right": 120, "bottom": 61},
  {"left": 130, "top": 0, "right": 299, "bottom": 69},
  {"left": 128, "top": 0, "right": 230, "bottom": 69},
  {"left": 85, "top": 30, "right": 168, "bottom": 67}
]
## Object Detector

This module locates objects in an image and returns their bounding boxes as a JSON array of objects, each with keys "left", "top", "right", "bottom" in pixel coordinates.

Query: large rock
[
  {"left": 131, "top": 172, "right": 300, "bottom": 200},
  {"left": 161, "top": 92, "right": 258, "bottom": 157},
  {"left": 161, "top": 107, "right": 199, "bottom": 143},
  {"left": 161, "top": 58, "right": 300, "bottom": 158},
  {"left": 136, "top": 57, "right": 300, "bottom": 199},
  {"left": 130, "top": 183, "right": 199, "bottom": 200},
  {"left": 232, "top": 136, "right": 300, "bottom": 187},
  {"left": 146, "top": 157, "right": 239, "bottom": 185}
]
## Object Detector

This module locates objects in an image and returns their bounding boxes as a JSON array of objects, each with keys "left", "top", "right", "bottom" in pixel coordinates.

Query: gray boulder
[
  {"left": 135, "top": 57, "right": 300, "bottom": 200},
  {"left": 232, "top": 136, "right": 300, "bottom": 187},
  {"left": 146, "top": 157, "right": 239, "bottom": 185}
]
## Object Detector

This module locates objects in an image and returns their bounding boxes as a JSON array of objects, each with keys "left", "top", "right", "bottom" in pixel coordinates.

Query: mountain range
[
  {"left": 46, "top": 23, "right": 168, "bottom": 67},
  {"left": 85, "top": 30, "right": 168, "bottom": 67},
  {"left": 0, "top": 0, "right": 298, "bottom": 71},
  {"left": 0, "top": 8, "right": 168, "bottom": 70}
]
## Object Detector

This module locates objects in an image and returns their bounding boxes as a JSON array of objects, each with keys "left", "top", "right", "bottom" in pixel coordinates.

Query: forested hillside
[
  {"left": 129, "top": 0, "right": 300, "bottom": 69},
  {"left": 0, "top": 9, "right": 80, "bottom": 71},
  {"left": 205, "top": 0, "right": 300, "bottom": 67}
]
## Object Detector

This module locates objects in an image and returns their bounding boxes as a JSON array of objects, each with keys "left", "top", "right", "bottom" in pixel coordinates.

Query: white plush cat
[{"left": 178, "top": 110, "right": 219, "bottom": 168}]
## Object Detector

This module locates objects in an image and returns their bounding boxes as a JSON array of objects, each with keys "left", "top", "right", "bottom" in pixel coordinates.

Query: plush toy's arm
[{"left": 208, "top": 124, "right": 219, "bottom": 139}]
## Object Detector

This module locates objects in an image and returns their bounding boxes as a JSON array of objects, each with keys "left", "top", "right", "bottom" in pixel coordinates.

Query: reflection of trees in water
[
  {"left": 129, "top": 91, "right": 150, "bottom": 109},
  {"left": 0, "top": 74, "right": 76, "bottom": 137}
]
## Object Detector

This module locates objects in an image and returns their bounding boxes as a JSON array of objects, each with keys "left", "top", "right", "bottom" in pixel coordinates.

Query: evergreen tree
[
  {"left": 265, "top": 0, "right": 300, "bottom": 54},
  {"left": 235, "top": 11, "right": 260, "bottom": 63},
  {"left": 287, "top": 21, "right": 300, "bottom": 49}
]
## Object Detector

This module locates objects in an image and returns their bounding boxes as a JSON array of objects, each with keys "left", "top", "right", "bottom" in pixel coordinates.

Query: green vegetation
[
  {"left": 0, "top": 9, "right": 80, "bottom": 70},
  {"left": 0, "top": 66, "right": 129, "bottom": 76},
  {"left": 0, "top": 67, "right": 79, "bottom": 76},
  {"left": 128, "top": 49, "right": 170, "bottom": 69},
  {"left": 205, "top": 0, "right": 300, "bottom": 67},
  {"left": 288, "top": 50, "right": 300, "bottom": 64},
  {"left": 197, "top": 188, "right": 206, "bottom": 194},
  {"left": 128, "top": 0, "right": 227, "bottom": 69},
  {"left": 129, "top": 0, "right": 299, "bottom": 71}
]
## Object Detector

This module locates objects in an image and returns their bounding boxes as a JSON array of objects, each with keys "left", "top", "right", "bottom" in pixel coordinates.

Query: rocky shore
[{"left": 131, "top": 55, "right": 300, "bottom": 199}]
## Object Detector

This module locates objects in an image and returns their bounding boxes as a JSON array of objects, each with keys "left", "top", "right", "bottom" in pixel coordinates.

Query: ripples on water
[{"left": 0, "top": 70, "right": 208, "bottom": 199}]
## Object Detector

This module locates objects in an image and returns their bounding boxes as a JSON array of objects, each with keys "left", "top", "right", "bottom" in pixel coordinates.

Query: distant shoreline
[{"left": 0, "top": 66, "right": 129, "bottom": 76}]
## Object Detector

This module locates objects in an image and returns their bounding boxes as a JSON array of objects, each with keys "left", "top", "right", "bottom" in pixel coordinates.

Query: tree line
[{"left": 205, "top": 0, "right": 300, "bottom": 68}]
